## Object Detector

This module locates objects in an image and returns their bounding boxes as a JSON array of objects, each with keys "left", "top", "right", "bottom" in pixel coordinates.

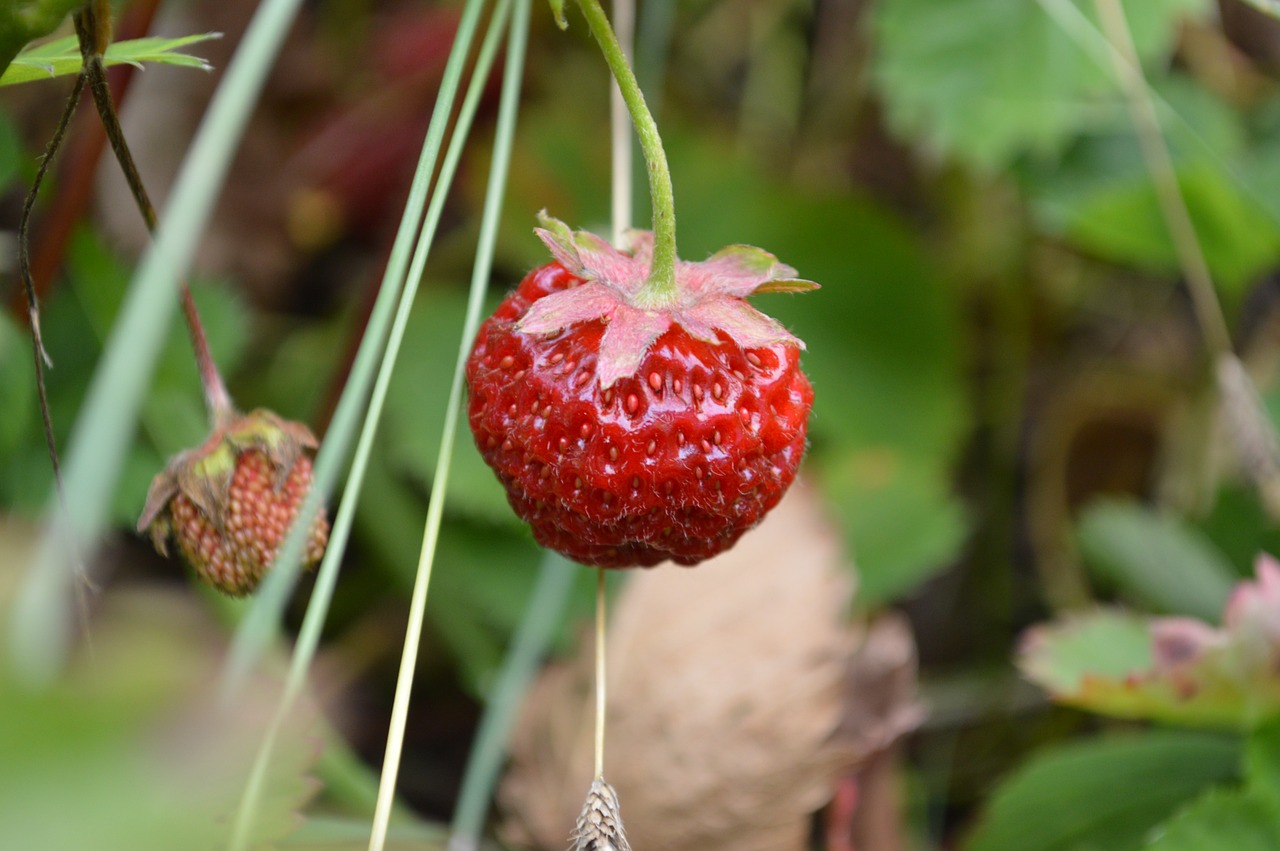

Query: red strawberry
[
  {"left": 466, "top": 214, "right": 815, "bottom": 568},
  {"left": 138, "top": 409, "right": 330, "bottom": 595}
]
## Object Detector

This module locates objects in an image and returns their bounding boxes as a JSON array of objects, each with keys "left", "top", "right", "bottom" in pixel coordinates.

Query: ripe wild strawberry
[
  {"left": 466, "top": 214, "right": 815, "bottom": 568},
  {"left": 138, "top": 409, "right": 330, "bottom": 596}
]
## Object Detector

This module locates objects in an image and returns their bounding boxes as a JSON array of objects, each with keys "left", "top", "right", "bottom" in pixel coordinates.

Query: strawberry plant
[{"left": 9, "top": 0, "right": 1280, "bottom": 849}]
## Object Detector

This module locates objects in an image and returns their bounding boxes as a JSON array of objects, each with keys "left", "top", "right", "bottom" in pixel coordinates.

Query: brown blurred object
[{"left": 498, "top": 481, "right": 923, "bottom": 851}]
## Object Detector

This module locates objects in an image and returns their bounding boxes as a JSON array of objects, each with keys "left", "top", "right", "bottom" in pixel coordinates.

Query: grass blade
[
  {"left": 369, "top": 0, "right": 530, "bottom": 846},
  {"left": 224, "top": 0, "right": 513, "bottom": 843},
  {"left": 219, "top": 0, "right": 493, "bottom": 700}
]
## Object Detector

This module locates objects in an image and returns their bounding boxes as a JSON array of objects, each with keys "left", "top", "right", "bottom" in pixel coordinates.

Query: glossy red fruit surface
[{"left": 466, "top": 262, "right": 813, "bottom": 567}]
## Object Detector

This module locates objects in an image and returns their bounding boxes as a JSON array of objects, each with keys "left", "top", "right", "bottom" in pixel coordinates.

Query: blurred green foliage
[
  {"left": 10, "top": 0, "right": 1280, "bottom": 846},
  {"left": 964, "top": 730, "right": 1241, "bottom": 851}
]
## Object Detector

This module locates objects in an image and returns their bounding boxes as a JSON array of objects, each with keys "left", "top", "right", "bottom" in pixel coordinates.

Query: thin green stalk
[
  {"left": 573, "top": 0, "right": 675, "bottom": 304},
  {"left": 593, "top": 567, "right": 606, "bottom": 779},
  {"left": 10, "top": 0, "right": 307, "bottom": 686},
  {"left": 368, "top": 2, "right": 528, "bottom": 846},
  {"left": 447, "top": 553, "right": 577, "bottom": 851},
  {"left": 218, "top": 0, "right": 492, "bottom": 701},
  {"left": 225, "top": 0, "right": 507, "bottom": 842}
]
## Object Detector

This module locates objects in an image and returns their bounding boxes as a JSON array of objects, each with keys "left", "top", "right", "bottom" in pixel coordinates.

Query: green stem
[{"left": 574, "top": 0, "right": 676, "bottom": 304}]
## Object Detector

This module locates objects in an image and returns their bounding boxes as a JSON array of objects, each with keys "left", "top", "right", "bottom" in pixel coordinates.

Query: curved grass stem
[
  {"left": 225, "top": 0, "right": 524, "bottom": 845},
  {"left": 366, "top": 0, "right": 528, "bottom": 847},
  {"left": 218, "top": 0, "right": 495, "bottom": 702}
]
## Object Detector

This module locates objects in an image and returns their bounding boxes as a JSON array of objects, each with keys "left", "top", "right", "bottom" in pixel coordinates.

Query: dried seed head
[{"left": 571, "top": 779, "right": 632, "bottom": 851}]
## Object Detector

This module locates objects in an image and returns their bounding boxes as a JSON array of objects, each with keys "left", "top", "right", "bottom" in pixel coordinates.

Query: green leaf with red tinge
[{"left": 1021, "top": 556, "right": 1280, "bottom": 730}]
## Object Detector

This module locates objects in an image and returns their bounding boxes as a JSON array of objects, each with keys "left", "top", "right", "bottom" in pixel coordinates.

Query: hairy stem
[
  {"left": 74, "top": 4, "right": 235, "bottom": 424},
  {"left": 574, "top": 0, "right": 676, "bottom": 304}
]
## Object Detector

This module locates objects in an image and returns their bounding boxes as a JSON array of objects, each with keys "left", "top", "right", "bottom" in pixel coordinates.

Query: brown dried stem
[
  {"left": 72, "top": 1, "right": 234, "bottom": 425},
  {"left": 18, "top": 71, "right": 84, "bottom": 501}
]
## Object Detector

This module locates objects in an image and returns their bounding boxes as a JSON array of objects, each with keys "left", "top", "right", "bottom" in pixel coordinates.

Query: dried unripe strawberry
[
  {"left": 137, "top": 409, "right": 330, "bottom": 596},
  {"left": 466, "top": 214, "right": 815, "bottom": 568}
]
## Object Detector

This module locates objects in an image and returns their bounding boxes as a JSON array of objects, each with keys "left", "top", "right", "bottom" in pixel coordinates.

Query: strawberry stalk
[
  {"left": 73, "top": 2, "right": 235, "bottom": 426},
  {"left": 573, "top": 0, "right": 677, "bottom": 307}
]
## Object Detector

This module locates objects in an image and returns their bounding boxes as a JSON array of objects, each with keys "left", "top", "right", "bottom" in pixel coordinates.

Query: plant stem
[
  {"left": 594, "top": 567, "right": 606, "bottom": 779},
  {"left": 574, "top": 0, "right": 676, "bottom": 304},
  {"left": 19, "top": 72, "right": 83, "bottom": 490},
  {"left": 74, "top": 4, "right": 235, "bottom": 425}
]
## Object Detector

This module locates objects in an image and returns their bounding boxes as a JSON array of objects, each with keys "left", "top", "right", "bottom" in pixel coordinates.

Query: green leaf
[
  {"left": 0, "top": 32, "right": 221, "bottom": 87},
  {"left": 872, "top": 0, "right": 1208, "bottom": 169},
  {"left": 1020, "top": 608, "right": 1155, "bottom": 696},
  {"left": 0, "top": 0, "right": 82, "bottom": 79},
  {"left": 1145, "top": 790, "right": 1280, "bottom": 850},
  {"left": 965, "top": 730, "right": 1241, "bottom": 851},
  {"left": 1245, "top": 720, "right": 1280, "bottom": 809},
  {"left": 1078, "top": 499, "right": 1237, "bottom": 621}
]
